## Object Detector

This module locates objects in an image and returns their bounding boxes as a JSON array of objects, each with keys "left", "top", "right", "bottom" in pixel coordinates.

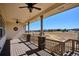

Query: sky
[{"left": 26, "top": 7, "right": 79, "bottom": 30}]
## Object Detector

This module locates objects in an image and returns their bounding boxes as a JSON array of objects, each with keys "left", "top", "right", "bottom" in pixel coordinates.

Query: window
[
  {"left": 0, "top": 15, "right": 5, "bottom": 39},
  {"left": 0, "top": 29, "right": 2, "bottom": 38}
]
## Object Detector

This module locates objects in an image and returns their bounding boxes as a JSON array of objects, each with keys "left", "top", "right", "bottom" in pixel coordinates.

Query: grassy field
[
  {"left": 24, "top": 31, "right": 79, "bottom": 55},
  {"left": 29, "top": 31, "right": 78, "bottom": 41}
]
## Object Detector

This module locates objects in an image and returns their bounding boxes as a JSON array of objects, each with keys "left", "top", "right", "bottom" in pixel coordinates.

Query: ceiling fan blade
[
  {"left": 25, "top": 3, "right": 37, "bottom": 6},
  {"left": 19, "top": 6, "right": 28, "bottom": 8},
  {"left": 32, "top": 3, "right": 37, "bottom": 5},
  {"left": 29, "top": 8, "right": 32, "bottom": 12},
  {"left": 33, "top": 7, "right": 41, "bottom": 10}
]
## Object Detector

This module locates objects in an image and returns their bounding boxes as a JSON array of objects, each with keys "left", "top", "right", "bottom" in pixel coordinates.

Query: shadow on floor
[
  {"left": 19, "top": 48, "right": 41, "bottom": 56},
  {"left": 26, "top": 48, "right": 41, "bottom": 56},
  {"left": 0, "top": 40, "right": 10, "bottom": 56}
]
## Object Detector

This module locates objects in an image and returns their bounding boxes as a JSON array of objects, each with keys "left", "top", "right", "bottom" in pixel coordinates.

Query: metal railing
[
  {"left": 63, "top": 39, "right": 79, "bottom": 55},
  {"left": 65, "top": 39, "right": 72, "bottom": 52},
  {"left": 45, "top": 39, "right": 61, "bottom": 55},
  {"left": 74, "top": 40, "right": 79, "bottom": 52},
  {"left": 30, "top": 33, "right": 39, "bottom": 46},
  {"left": 21, "top": 33, "right": 79, "bottom": 56}
]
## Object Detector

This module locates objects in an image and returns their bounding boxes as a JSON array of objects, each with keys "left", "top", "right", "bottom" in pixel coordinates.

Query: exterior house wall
[{"left": 5, "top": 22, "right": 25, "bottom": 39}]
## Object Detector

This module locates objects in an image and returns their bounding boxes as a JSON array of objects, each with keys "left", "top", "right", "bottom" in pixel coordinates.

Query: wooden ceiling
[{"left": 0, "top": 3, "right": 79, "bottom": 25}]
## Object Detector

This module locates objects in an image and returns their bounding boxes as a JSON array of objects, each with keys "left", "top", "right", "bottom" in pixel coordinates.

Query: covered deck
[{"left": 0, "top": 3, "right": 79, "bottom": 56}]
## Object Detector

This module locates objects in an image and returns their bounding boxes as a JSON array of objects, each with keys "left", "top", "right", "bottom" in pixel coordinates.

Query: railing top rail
[{"left": 46, "top": 39, "right": 61, "bottom": 43}]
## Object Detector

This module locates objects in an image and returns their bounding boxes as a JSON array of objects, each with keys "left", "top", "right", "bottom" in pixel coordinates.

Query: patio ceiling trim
[
  {"left": 45, "top": 3, "right": 79, "bottom": 19},
  {"left": 24, "top": 3, "right": 79, "bottom": 26}
]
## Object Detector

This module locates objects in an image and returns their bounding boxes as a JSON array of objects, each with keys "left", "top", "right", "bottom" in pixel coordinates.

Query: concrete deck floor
[{"left": 0, "top": 38, "right": 52, "bottom": 56}]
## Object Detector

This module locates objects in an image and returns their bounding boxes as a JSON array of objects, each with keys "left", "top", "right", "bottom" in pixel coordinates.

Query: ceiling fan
[
  {"left": 19, "top": 3, "right": 41, "bottom": 13},
  {"left": 13, "top": 18, "right": 21, "bottom": 24},
  {"left": 16, "top": 19, "right": 19, "bottom": 24}
]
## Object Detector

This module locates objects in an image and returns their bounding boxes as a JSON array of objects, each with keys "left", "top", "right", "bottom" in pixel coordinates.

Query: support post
[
  {"left": 26, "top": 21, "right": 31, "bottom": 42},
  {"left": 40, "top": 15, "right": 43, "bottom": 37},
  {"left": 72, "top": 40, "right": 75, "bottom": 53},
  {"left": 28, "top": 21, "right": 30, "bottom": 34},
  {"left": 60, "top": 42, "right": 65, "bottom": 56},
  {"left": 38, "top": 15, "right": 46, "bottom": 50}
]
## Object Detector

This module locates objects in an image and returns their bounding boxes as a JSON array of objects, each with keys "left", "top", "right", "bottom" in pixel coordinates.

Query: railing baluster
[
  {"left": 60, "top": 42, "right": 65, "bottom": 56},
  {"left": 72, "top": 40, "right": 75, "bottom": 53}
]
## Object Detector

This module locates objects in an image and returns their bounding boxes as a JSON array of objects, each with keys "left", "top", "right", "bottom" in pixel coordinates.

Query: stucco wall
[{"left": 5, "top": 22, "right": 25, "bottom": 39}]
